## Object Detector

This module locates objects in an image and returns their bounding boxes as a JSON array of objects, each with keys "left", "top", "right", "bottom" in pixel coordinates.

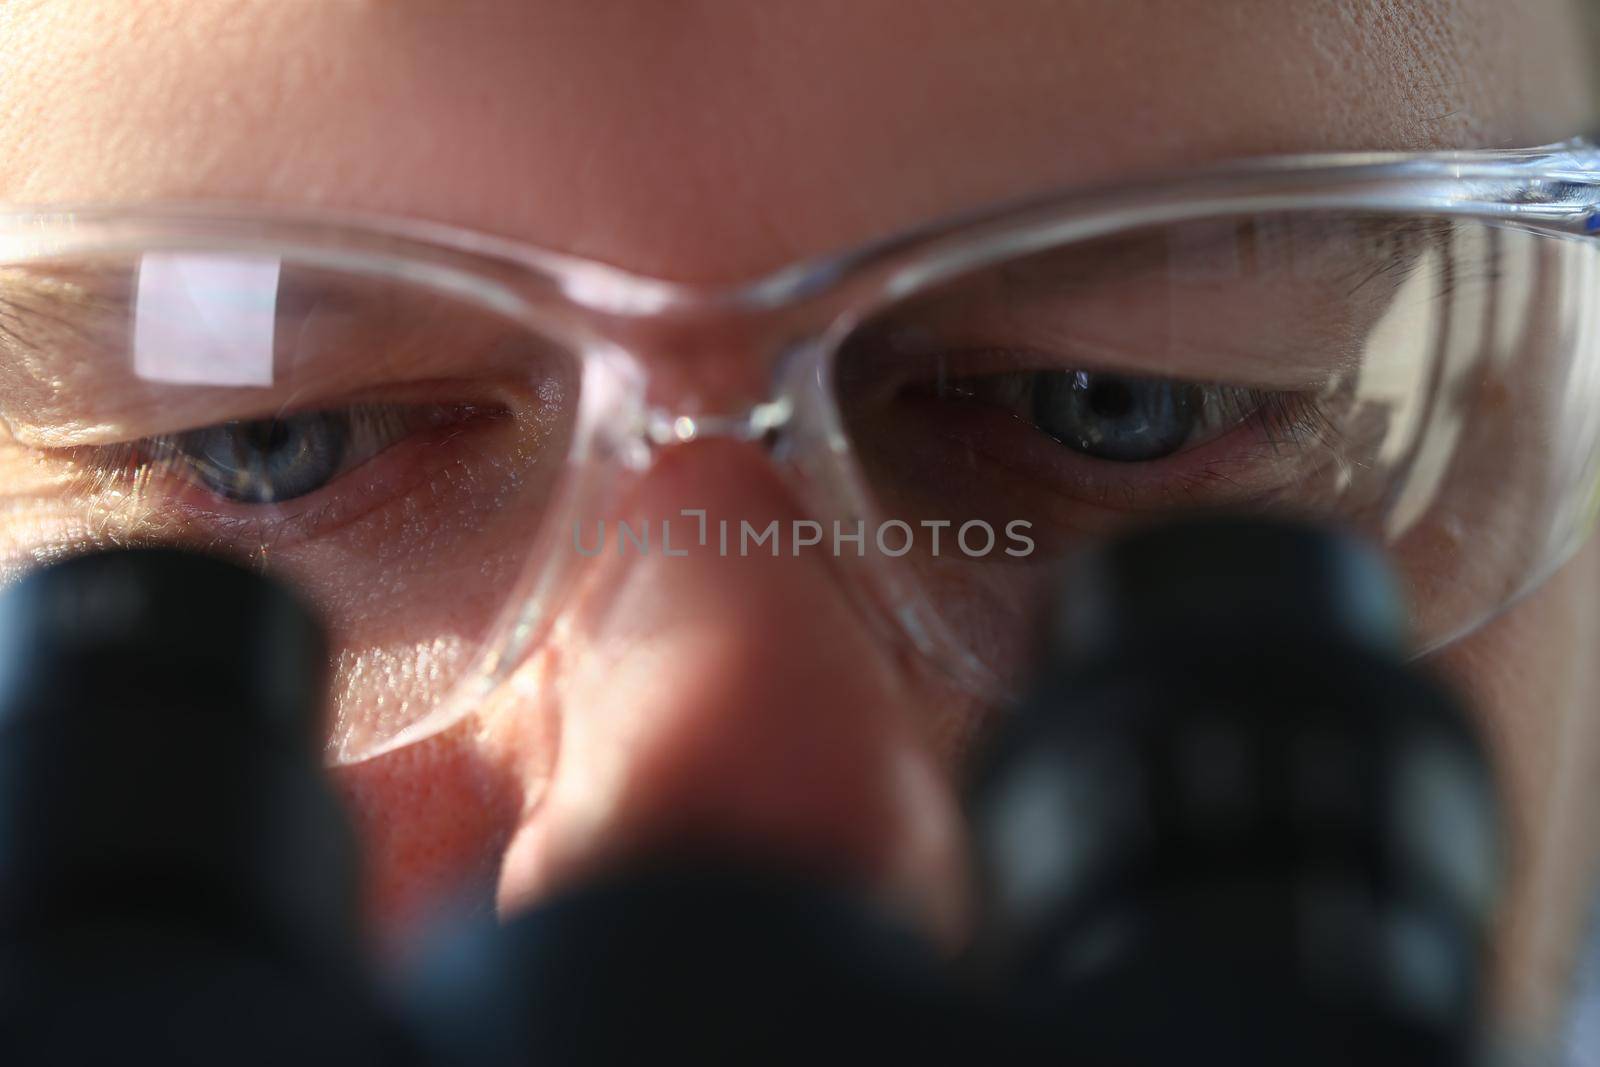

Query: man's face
[{"left": 1, "top": 0, "right": 1597, "bottom": 1038}]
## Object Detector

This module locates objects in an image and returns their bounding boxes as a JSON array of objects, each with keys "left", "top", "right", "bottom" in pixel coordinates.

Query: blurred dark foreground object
[
  {"left": 0, "top": 519, "right": 1501, "bottom": 1065},
  {"left": 969, "top": 516, "right": 1502, "bottom": 1063},
  {"left": 403, "top": 515, "right": 1504, "bottom": 1065},
  {"left": 0, "top": 548, "right": 405, "bottom": 1065}
]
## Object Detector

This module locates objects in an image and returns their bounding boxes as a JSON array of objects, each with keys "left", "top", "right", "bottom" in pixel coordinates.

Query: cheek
[
  {"left": 1428, "top": 534, "right": 1600, "bottom": 1025},
  {"left": 1430, "top": 537, "right": 1600, "bottom": 846},
  {"left": 328, "top": 631, "right": 983, "bottom": 952},
  {"left": 331, "top": 718, "right": 524, "bottom": 949}
]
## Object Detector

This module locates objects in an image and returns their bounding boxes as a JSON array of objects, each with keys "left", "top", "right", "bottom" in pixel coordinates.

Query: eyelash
[{"left": 1200, "top": 388, "right": 1342, "bottom": 453}]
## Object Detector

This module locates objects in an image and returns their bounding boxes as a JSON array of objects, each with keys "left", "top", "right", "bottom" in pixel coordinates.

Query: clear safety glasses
[{"left": 2, "top": 139, "right": 1599, "bottom": 764}]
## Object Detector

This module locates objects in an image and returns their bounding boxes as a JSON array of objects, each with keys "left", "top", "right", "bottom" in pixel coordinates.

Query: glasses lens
[
  {"left": 834, "top": 212, "right": 1600, "bottom": 689},
  {"left": 0, "top": 249, "right": 582, "bottom": 763}
]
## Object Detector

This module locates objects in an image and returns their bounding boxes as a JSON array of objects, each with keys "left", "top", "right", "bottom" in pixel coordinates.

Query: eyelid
[
  {"left": 859, "top": 344, "right": 1342, "bottom": 400},
  {"left": 5, "top": 375, "right": 528, "bottom": 453},
  {"left": 93, "top": 398, "right": 498, "bottom": 478},
  {"left": 846, "top": 217, "right": 1441, "bottom": 393},
  {"left": 0, "top": 262, "right": 563, "bottom": 447},
  {"left": 848, "top": 298, "right": 1363, "bottom": 393}
]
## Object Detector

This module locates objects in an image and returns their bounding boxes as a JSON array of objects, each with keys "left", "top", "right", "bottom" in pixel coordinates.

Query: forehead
[{"left": 0, "top": 0, "right": 1593, "bottom": 281}]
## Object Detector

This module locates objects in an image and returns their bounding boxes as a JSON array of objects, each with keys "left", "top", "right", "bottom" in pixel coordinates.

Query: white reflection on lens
[{"left": 133, "top": 252, "right": 280, "bottom": 387}]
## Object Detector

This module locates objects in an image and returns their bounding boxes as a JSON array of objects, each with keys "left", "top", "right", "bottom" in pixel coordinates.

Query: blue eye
[
  {"left": 174, "top": 412, "right": 351, "bottom": 503},
  {"left": 1031, "top": 371, "right": 1198, "bottom": 462},
  {"left": 912, "top": 364, "right": 1301, "bottom": 468},
  {"left": 94, "top": 403, "right": 477, "bottom": 518}
]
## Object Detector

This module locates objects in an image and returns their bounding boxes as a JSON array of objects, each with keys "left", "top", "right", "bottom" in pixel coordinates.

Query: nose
[{"left": 488, "top": 438, "right": 971, "bottom": 943}]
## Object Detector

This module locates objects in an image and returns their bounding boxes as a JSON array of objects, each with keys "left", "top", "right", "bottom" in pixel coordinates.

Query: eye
[
  {"left": 137, "top": 405, "right": 433, "bottom": 509},
  {"left": 928, "top": 369, "right": 1204, "bottom": 462},
  {"left": 909, "top": 367, "right": 1287, "bottom": 467},
  {"left": 62, "top": 399, "right": 507, "bottom": 547},
  {"left": 173, "top": 411, "right": 358, "bottom": 504}
]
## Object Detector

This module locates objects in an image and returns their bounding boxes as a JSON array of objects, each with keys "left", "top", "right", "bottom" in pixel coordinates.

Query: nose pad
[
  {"left": 632, "top": 397, "right": 795, "bottom": 467},
  {"left": 489, "top": 437, "right": 972, "bottom": 944}
]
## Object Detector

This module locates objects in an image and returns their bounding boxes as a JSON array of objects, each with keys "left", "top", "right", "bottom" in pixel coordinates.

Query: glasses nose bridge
[
  {"left": 641, "top": 397, "right": 796, "bottom": 451},
  {"left": 608, "top": 311, "right": 816, "bottom": 466}
]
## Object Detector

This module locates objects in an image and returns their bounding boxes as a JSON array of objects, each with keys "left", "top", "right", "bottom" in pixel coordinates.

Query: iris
[
  {"left": 1031, "top": 371, "right": 1198, "bottom": 462},
  {"left": 174, "top": 412, "right": 350, "bottom": 504}
]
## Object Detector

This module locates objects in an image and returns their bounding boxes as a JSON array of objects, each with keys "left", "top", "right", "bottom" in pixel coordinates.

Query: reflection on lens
[
  {"left": 0, "top": 252, "right": 581, "bottom": 763},
  {"left": 834, "top": 213, "right": 1600, "bottom": 692}
]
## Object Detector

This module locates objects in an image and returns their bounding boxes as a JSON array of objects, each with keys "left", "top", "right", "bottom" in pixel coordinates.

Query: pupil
[
  {"left": 244, "top": 420, "right": 292, "bottom": 454},
  {"left": 1087, "top": 380, "right": 1134, "bottom": 419}
]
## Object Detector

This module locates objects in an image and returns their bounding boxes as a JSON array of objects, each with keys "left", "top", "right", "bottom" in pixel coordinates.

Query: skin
[{"left": 1, "top": 0, "right": 1598, "bottom": 1043}]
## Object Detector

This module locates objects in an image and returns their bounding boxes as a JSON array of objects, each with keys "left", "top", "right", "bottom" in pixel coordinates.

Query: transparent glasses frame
[{"left": 4, "top": 138, "right": 1599, "bottom": 760}]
